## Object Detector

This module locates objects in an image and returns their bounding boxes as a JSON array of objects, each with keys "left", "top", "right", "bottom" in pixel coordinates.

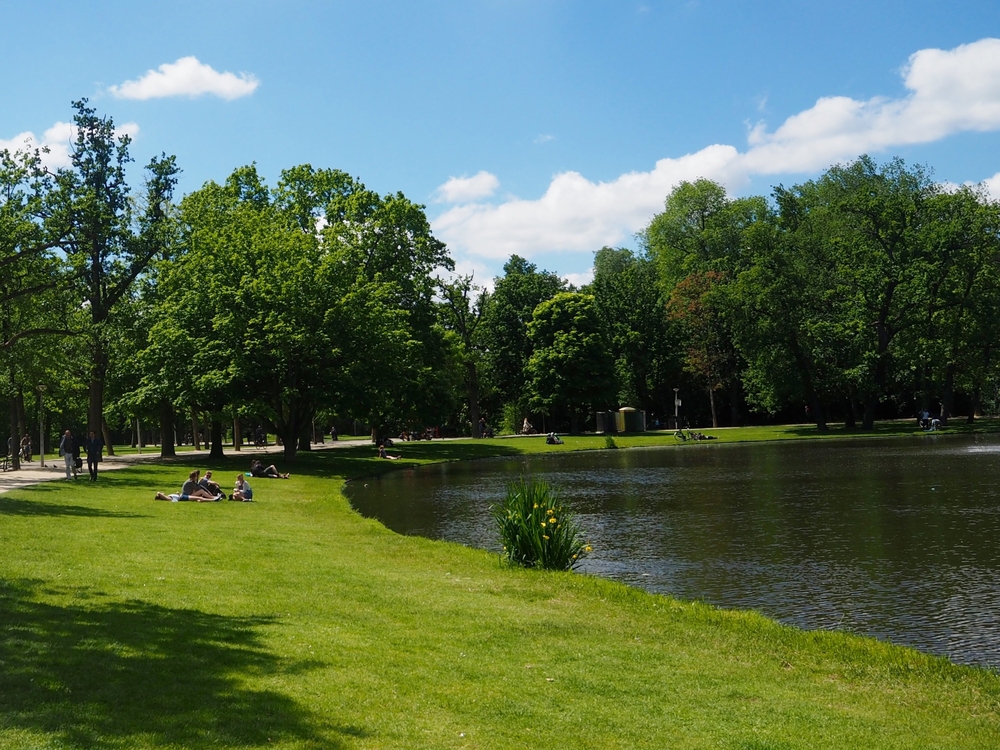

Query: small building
[{"left": 615, "top": 407, "right": 646, "bottom": 433}]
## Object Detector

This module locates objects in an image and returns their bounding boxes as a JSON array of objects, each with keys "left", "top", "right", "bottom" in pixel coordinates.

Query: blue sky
[{"left": 4, "top": 1, "right": 1000, "bottom": 284}]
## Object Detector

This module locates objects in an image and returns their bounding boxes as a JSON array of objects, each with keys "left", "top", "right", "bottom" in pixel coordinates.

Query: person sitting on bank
[
  {"left": 546, "top": 432, "right": 564, "bottom": 445},
  {"left": 378, "top": 444, "right": 400, "bottom": 460},
  {"left": 231, "top": 473, "right": 253, "bottom": 502},
  {"left": 199, "top": 470, "right": 223, "bottom": 496},
  {"left": 155, "top": 470, "right": 222, "bottom": 502},
  {"left": 521, "top": 418, "right": 534, "bottom": 435},
  {"left": 250, "top": 458, "right": 289, "bottom": 479}
]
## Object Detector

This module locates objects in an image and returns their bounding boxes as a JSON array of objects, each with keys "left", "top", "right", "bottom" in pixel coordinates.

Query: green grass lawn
[{"left": 2, "top": 427, "right": 999, "bottom": 749}]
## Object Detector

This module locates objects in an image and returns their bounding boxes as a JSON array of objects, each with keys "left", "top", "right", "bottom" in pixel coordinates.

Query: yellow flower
[
  {"left": 543, "top": 535, "right": 549, "bottom": 540},
  {"left": 584, "top": 545, "right": 593, "bottom": 553},
  {"left": 540, "top": 521, "right": 546, "bottom": 527},
  {"left": 546, "top": 509, "right": 554, "bottom": 515},
  {"left": 550, "top": 517, "right": 557, "bottom": 524},
  {"left": 533, "top": 503, "right": 539, "bottom": 509}
]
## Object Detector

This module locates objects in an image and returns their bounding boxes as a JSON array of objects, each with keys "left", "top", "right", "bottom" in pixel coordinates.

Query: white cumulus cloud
[
  {"left": 434, "top": 171, "right": 501, "bottom": 203},
  {"left": 0, "top": 121, "right": 139, "bottom": 169},
  {"left": 109, "top": 56, "right": 259, "bottom": 100},
  {"left": 434, "top": 38, "right": 1000, "bottom": 260},
  {"left": 980, "top": 171, "right": 1000, "bottom": 200}
]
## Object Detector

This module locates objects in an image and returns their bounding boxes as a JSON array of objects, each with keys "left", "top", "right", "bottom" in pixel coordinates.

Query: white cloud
[
  {"left": 534, "top": 134, "right": 555, "bottom": 144},
  {"left": 980, "top": 171, "right": 1000, "bottom": 200},
  {"left": 434, "top": 38, "right": 1000, "bottom": 260},
  {"left": 563, "top": 269, "right": 594, "bottom": 288},
  {"left": 434, "top": 171, "right": 500, "bottom": 203},
  {"left": 109, "top": 56, "right": 259, "bottom": 100},
  {"left": 0, "top": 121, "right": 139, "bottom": 169}
]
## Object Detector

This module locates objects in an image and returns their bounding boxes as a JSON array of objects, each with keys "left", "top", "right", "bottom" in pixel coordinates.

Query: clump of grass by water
[
  {"left": 492, "top": 478, "right": 590, "bottom": 570},
  {"left": 604, "top": 435, "right": 618, "bottom": 449}
]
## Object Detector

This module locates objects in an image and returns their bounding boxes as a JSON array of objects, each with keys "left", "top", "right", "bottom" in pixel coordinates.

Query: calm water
[{"left": 346, "top": 435, "right": 1000, "bottom": 668}]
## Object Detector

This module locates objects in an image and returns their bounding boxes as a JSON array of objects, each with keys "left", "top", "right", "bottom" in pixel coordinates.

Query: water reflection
[{"left": 346, "top": 435, "right": 1000, "bottom": 668}]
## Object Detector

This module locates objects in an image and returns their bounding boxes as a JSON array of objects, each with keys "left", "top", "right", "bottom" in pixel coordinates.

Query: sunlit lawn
[{"left": 1, "top": 427, "right": 998, "bottom": 749}]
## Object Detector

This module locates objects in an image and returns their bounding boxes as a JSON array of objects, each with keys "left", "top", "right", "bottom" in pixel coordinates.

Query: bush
[
  {"left": 604, "top": 435, "right": 618, "bottom": 449},
  {"left": 491, "top": 478, "right": 590, "bottom": 570}
]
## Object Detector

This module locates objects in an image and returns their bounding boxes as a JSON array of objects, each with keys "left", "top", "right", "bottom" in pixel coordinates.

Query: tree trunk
[
  {"left": 101, "top": 418, "right": 115, "bottom": 456},
  {"left": 233, "top": 417, "right": 242, "bottom": 451},
  {"left": 16, "top": 389, "right": 26, "bottom": 442},
  {"left": 940, "top": 365, "right": 955, "bottom": 424},
  {"left": 9, "top": 396, "right": 21, "bottom": 471},
  {"left": 210, "top": 415, "right": 224, "bottom": 459},
  {"left": 967, "top": 386, "right": 980, "bottom": 424},
  {"left": 844, "top": 398, "right": 856, "bottom": 429},
  {"left": 862, "top": 394, "right": 878, "bottom": 430},
  {"left": 88, "top": 339, "right": 107, "bottom": 439},
  {"left": 808, "top": 394, "right": 828, "bottom": 431},
  {"left": 467, "top": 361, "right": 481, "bottom": 438},
  {"left": 297, "top": 424, "right": 311, "bottom": 452},
  {"left": 191, "top": 413, "right": 201, "bottom": 450},
  {"left": 728, "top": 378, "right": 741, "bottom": 427},
  {"left": 707, "top": 387, "right": 718, "bottom": 428},
  {"left": 159, "top": 400, "right": 176, "bottom": 458}
]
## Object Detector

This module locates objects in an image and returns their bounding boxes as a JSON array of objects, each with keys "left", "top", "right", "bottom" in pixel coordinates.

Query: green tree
[
  {"left": 479, "top": 256, "right": 566, "bottom": 424},
  {"left": 589, "top": 246, "right": 680, "bottom": 416},
  {"left": 438, "top": 276, "right": 488, "bottom": 437},
  {"left": 49, "top": 100, "right": 179, "bottom": 446},
  {"left": 525, "top": 292, "right": 615, "bottom": 433}
]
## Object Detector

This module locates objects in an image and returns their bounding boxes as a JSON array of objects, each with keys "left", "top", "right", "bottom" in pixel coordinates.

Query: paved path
[{"left": 0, "top": 438, "right": 375, "bottom": 496}]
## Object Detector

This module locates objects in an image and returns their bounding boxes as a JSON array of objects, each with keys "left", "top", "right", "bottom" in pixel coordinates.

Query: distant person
[
  {"left": 58, "top": 429, "right": 77, "bottom": 480},
  {"left": 378, "top": 444, "right": 400, "bottom": 460},
  {"left": 231, "top": 473, "right": 253, "bottom": 502},
  {"left": 155, "top": 470, "right": 221, "bottom": 502},
  {"left": 330, "top": 424, "right": 337, "bottom": 441},
  {"left": 521, "top": 418, "right": 534, "bottom": 435},
  {"left": 84, "top": 430, "right": 103, "bottom": 480},
  {"left": 546, "top": 432, "right": 564, "bottom": 445},
  {"left": 6, "top": 434, "right": 13, "bottom": 459},
  {"left": 20, "top": 434, "right": 32, "bottom": 462},
  {"left": 250, "top": 458, "right": 289, "bottom": 479}
]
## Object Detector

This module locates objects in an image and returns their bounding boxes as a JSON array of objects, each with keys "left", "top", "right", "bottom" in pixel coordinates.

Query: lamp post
[
  {"left": 673, "top": 387, "right": 680, "bottom": 430},
  {"left": 37, "top": 384, "right": 47, "bottom": 468}
]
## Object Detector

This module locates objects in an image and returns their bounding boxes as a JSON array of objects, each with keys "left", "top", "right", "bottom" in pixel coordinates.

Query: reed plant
[{"left": 491, "top": 477, "right": 590, "bottom": 570}]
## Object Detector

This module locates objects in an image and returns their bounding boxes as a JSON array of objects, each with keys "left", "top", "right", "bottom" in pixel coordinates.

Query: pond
[{"left": 345, "top": 435, "right": 1000, "bottom": 668}]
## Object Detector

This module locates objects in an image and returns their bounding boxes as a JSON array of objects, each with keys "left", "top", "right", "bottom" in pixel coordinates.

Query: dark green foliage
[
  {"left": 492, "top": 477, "right": 589, "bottom": 570},
  {"left": 525, "top": 292, "right": 616, "bottom": 431}
]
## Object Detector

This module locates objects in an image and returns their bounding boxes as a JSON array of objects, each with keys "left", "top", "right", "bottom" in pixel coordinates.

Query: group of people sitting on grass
[{"left": 154, "top": 459, "right": 290, "bottom": 502}]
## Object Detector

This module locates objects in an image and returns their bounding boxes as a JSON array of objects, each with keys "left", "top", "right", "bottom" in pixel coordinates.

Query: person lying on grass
[
  {"left": 378, "top": 444, "right": 400, "bottom": 460},
  {"left": 250, "top": 458, "right": 289, "bottom": 479},
  {"left": 154, "top": 470, "right": 223, "bottom": 502},
  {"left": 231, "top": 473, "right": 253, "bottom": 502}
]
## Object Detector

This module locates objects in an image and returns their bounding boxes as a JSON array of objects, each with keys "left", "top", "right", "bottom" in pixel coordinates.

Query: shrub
[
  {"left": 491, "top": 478, "right": 590, "bottom": 570},
  {"left": 604, "top": 435, "right": 618, "bottom": 449}
]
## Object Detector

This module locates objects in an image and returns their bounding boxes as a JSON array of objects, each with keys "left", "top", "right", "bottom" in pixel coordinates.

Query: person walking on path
[
  {"left": 58, "top": 430, "right": 77, "bottom": 480},
  {"left": 85, "top": 430, "right": 104, "bottom": 481}
]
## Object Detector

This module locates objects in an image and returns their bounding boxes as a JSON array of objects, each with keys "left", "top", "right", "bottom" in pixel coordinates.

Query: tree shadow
[
  {"left": 0, "top": 579, "right": 354, "bottom": 748},
  {"left": 0, "top": 496, "right": 147, "bottom": 518}
]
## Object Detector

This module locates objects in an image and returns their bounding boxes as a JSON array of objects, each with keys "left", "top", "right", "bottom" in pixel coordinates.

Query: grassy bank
[{"left": 1, "top": 428, "right": 999, "bottom": 749}]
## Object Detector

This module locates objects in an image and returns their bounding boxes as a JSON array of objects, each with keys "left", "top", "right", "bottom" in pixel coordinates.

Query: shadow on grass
[
  {"left": 0, "top": 579, "right": 357, "bottom": 749},
  {"left": 0, "top": 496, "right": 146, "bottom": 519}
]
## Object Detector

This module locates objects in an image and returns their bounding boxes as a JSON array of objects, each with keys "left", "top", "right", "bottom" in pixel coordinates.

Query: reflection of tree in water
[{"left": 0, "top": 580, "right": 347, "bottom": 749}]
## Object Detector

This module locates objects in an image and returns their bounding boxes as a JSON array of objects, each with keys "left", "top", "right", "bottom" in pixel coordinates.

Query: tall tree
[
  {"left": 479, "top": 256, "right": 566, "bottom": 419},
  {"left": 438, "top": 276, "right": 488, "bottom": 437},
  {"left": 50, "top": 100, "right": 179, "bottom": 444},
  {"left": 525, "top": 292, "right": 616, "bottom": 433},
  {"left": 589, "top": 246, "right": 680, "bottom": 415}
]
